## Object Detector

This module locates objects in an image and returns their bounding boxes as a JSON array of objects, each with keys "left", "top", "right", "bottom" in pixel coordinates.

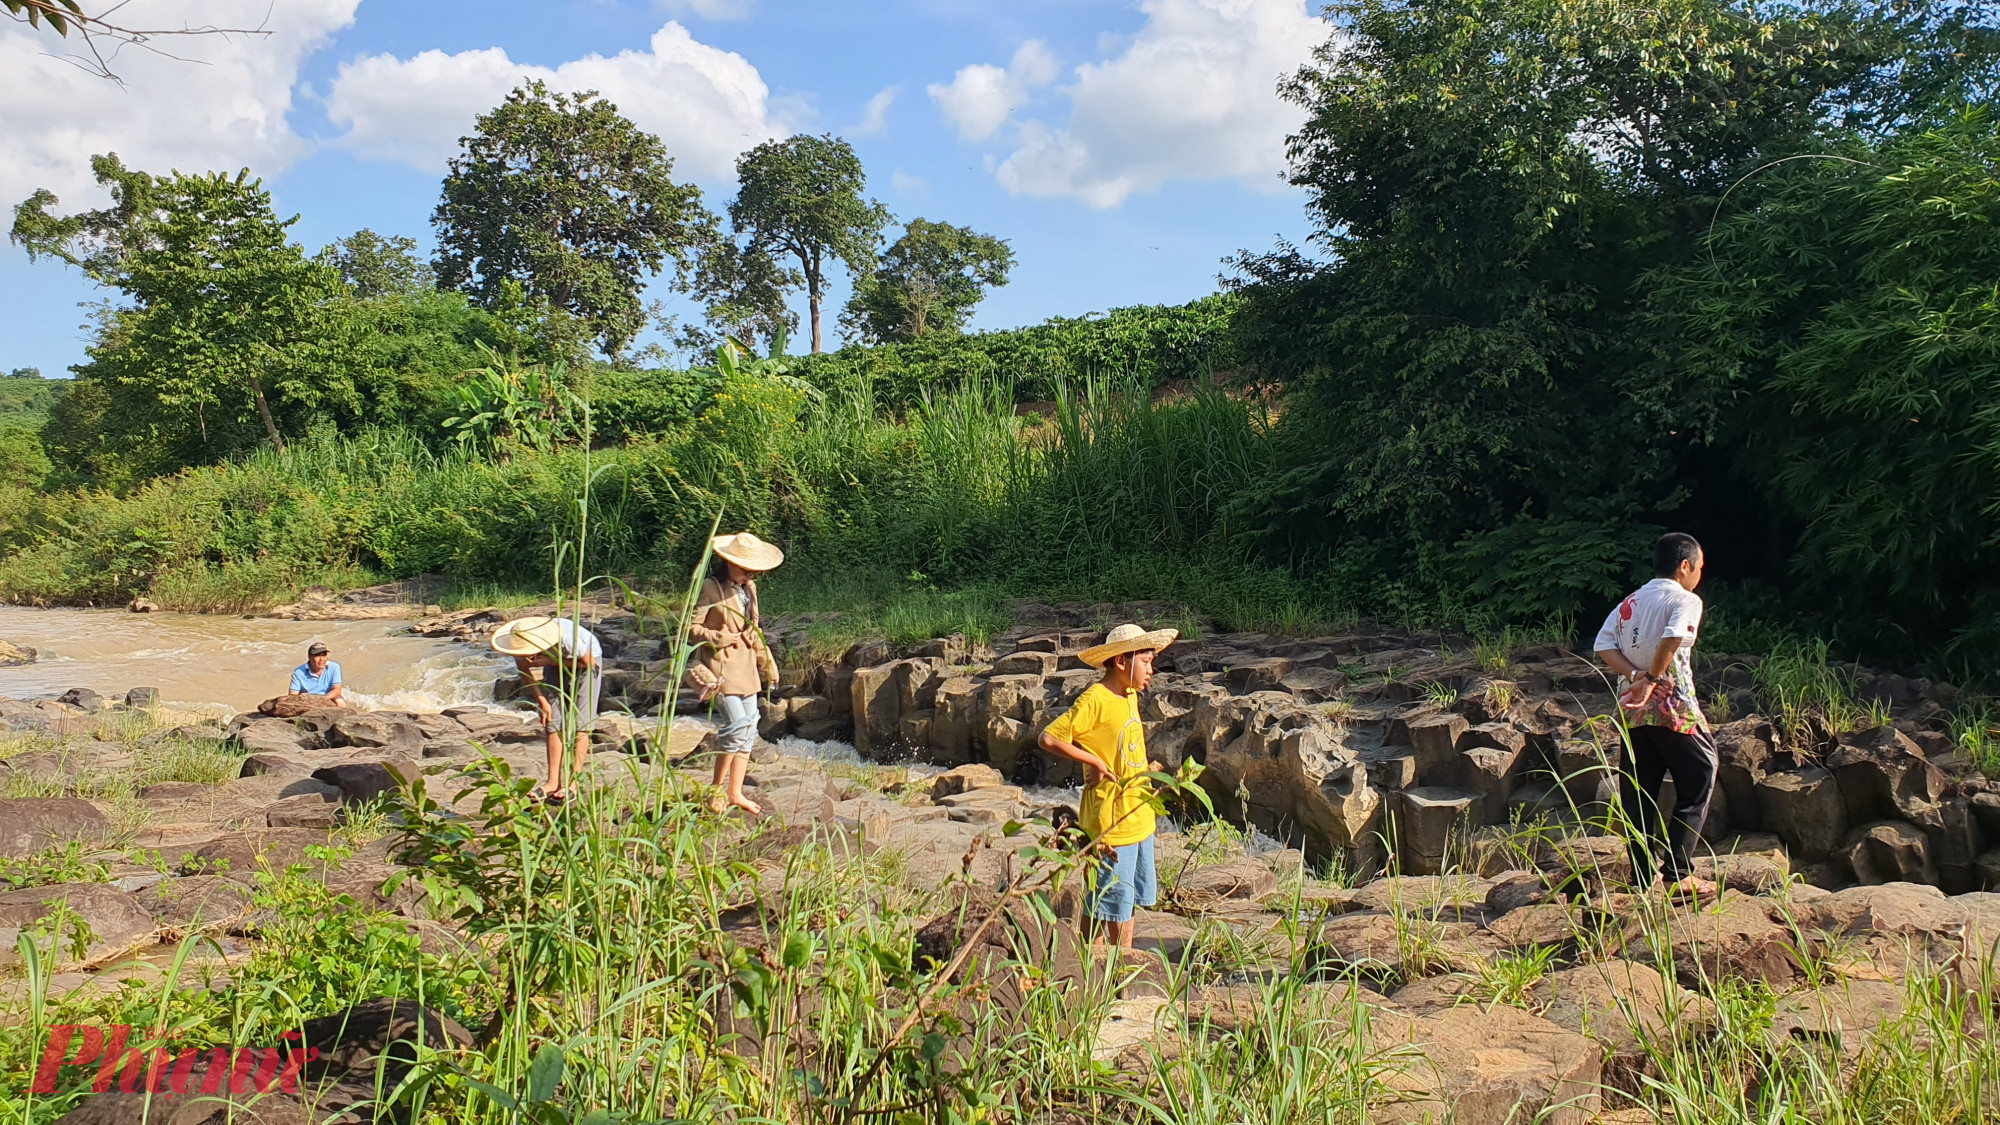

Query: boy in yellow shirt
[{"left": 1037, "top": 623, "right": 1178, "bottom": 951}]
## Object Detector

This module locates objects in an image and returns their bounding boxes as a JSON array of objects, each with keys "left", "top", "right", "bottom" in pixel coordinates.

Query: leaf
[
  {"left": 526, "top": 1042, "right": 565, "bottom": 1104},
  {"left": 920, "top": 1030, "right": 947, "bottom": 1061},
  {"left": 780, "top": 930, "right": 813, "bottom": 969},
  {"left": 463, "top": 1078, "right": 521, "bottom": 1112}
]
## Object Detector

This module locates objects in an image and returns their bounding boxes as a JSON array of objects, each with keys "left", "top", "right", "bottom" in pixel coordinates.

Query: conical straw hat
[
  {"left": 712, "top": 532, "right": 785, "bottom": 572},
  {"left": 1077, "top": 623, "right": 1179, "bottom": 668}
]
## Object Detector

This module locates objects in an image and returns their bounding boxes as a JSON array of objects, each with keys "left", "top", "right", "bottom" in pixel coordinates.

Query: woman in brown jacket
[{"left": 693, "top": 532, "right": 783, "bottom": 814}]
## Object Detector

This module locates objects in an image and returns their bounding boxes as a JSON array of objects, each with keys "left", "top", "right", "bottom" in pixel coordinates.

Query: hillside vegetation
[{"left": 8, "top": 0, "right": 2000, "bottom": 684}]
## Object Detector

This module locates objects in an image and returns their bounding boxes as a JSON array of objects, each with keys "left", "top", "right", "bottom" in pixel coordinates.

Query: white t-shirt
[
  {"left": 1594, "top": 578, "right": 1704, "bottom": 728},
  {"left": 548, "top": 619, "right": 603, "bottom": 665}
]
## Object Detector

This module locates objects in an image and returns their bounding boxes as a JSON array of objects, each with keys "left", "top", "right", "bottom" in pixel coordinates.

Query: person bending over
[
  {"left": 1594, "top": 532, "right": 1719, "bottom": 900},
  {"left": 1037, "top": 623, "right": 1178, "bottom": 952},
  {"left": 289, "top": 642, "right": 344, "bottom": 706},
  {"left": 491, "top": 615, "right": 602, "bottom": 804}
]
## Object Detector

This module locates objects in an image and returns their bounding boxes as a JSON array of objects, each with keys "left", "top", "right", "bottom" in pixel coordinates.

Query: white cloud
[
  {"left": 850, "top": 86, "right": 896, "bottom": 137},
  {"left": 0, "top": 0, "right": 358, "bottom": 210},
  {"left": 927, "top": 39, "right": 1058, "bottom": 142},
  {"left": 657, "top": 0, "right": 753, "bottom": 19},
  {"left": 991, "top": 0, "right": 1324, "bottom": 208},
  {"left": 890, "top": 170, "right": 928, "bottom": 196},
  {"left": 323, "top": 22, "right": 788, "bottom": 181}
]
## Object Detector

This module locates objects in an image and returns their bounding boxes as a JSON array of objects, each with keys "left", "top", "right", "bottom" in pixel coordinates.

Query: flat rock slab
[
  {"left": 1176, "top": 859, "right": 1279, "bottom": 903},
  {"left": 135, "top": 874, "right": 259, "bottom": 933},
  {"left": 1533, "top": 959, "right": 1714, "bottom": 1096},
  {"left": 1769, "top": 978, "right": 1908, "bottom": 1058},
  {"left": 1370, "top": 1004, "right": 1602, "bottom": 1125},
  {"left": 1654, "top": 894, "right": 1800, "bottom": 990},
  {"left": 0, "top": 797, "right": 111, "bottom": 857},
  {"left": 1352, "top": 874, "right": 1493, "bottom": 915},
  {"left": 179, "top": 828, "right": 339, "bottom": 882},
  {"left": 0, "top": 882, "right": 156, "bottom": 968}
]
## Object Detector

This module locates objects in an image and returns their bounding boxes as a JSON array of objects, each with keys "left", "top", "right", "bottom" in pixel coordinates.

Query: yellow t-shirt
[{"left": 1043, "top": 682, "right": 1155, "bottom": 847}]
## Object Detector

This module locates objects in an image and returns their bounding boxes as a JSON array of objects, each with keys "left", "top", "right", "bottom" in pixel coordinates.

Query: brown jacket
[{"left": 691, "top": 576, "right": 775, "bottom": 696}]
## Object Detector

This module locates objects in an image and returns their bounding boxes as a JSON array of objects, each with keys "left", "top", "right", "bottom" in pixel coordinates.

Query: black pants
[{"left": 1619, "top": 724, "right": 1718, "bottom": 884}]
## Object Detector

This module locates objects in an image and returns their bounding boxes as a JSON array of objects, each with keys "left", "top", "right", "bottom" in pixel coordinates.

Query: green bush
[{"left": 794, "top": 294, "right": 1243, "bottom": 408}]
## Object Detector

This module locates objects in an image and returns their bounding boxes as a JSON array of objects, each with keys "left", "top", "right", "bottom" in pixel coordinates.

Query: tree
[
  {"left": 318, "top": 230, "right": 434, "bottom": 297},
  {"left": 840, "top": 219, "right": 1013, "bottom": 343},
  {"left": 692, "top": 236, "right": 797, "bottom": 354},
  {"left": 12, "top": 154, "right": 361, "bottom": 475},
  {"left": 1646, "top": 112, "right": 2000, "bottom": 660},
  {"left": 433, "top": 82, "right": 713, "bottom": 359},
  {"left": 3, "top": 0, "right": 270, "bottom": 83},
  {"left": 724, "top": 134, "right": 890, "bottom": 353},
  {"left": 1229, "top": 0, "right": 2000, "bottom": 621}
]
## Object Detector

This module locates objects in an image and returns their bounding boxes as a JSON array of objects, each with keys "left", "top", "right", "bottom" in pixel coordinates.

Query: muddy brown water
[{"left": 0, "top": 606, "right": 510, "bottom": 717}]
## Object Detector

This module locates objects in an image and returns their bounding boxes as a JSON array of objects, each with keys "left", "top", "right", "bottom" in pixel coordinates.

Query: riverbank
[{"left": 0, "top": 690, "right": 1995, "bottom": 1124}]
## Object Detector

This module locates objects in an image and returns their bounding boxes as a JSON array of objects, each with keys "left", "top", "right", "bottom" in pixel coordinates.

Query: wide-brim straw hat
[
  {"left": 491, "top": 615, "right": 565, "bottom": 656},
  {"left": 712, "top": 531, "right": 785, "bottom": 573},
  {"left": 1078, "top": 623, "right": 1179, "bottom": 668}
]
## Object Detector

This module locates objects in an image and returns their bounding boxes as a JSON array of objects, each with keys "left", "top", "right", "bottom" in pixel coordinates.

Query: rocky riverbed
[
  {"left": 409, "top": 594, "right": 2000, "bottom": 896},
  {"left": 4, "top": 597, "right": 1999, "bottom": 1123}
]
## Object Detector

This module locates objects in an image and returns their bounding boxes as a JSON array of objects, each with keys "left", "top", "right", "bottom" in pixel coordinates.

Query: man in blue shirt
[{"left": 288, "top": 642, "right": 345, "bottom": 705}]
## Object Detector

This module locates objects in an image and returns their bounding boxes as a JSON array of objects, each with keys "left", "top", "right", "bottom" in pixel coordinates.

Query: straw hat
[
  {"left": 490, "top": 615, "right": 565, "bottom": 657},
  {"left": 712, "top": 531, "right": 785, "bottom": 573},
  {"left": 1078, "top": 623, "right": 1179, "bottom": 668}
]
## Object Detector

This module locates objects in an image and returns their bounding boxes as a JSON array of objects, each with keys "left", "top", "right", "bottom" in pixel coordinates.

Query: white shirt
[
  {"left": 1594, "top": 578, "right": 1704, "bottom": 725},
  {"left": 548, "top": 619, "right": 603, "bottom": 665}
]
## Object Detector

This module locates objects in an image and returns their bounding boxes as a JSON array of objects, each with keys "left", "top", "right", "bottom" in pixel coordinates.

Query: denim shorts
[
  {"left": 1085, "top": 834, "right": 1157, "bottom": 923},
  {"left": 715, "top": 693, "right": 759, "bottom": 756}
]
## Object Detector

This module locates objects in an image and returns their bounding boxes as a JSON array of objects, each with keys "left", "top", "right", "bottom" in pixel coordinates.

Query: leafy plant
[
  {"left": 442, "top": 344, "right": 583, "bottom": 457},
  {"left": 1419, "top": 680, "right": 1459, "bottom": 708},
  {"left": 0, "top": 842, "right": 111, "bottom": 889},
  {"left": 1472, "top": 944, "right": 1561, "bottom": 1008}
]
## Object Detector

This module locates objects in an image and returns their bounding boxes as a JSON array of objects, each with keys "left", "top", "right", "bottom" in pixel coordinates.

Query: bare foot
[
  {"left": 729, "top": 794, "right": 762, "bottom": 816},
  {"left": 1669, "top": 875, "right": 1718, "bottom": 901},
  {"left": 708, "top": 793, "right": 729, "bottom": 815}
]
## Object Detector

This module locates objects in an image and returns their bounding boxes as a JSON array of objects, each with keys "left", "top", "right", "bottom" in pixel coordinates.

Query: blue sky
[{"left": 0, "top": 0, "right": 1326, "bottom": 374}]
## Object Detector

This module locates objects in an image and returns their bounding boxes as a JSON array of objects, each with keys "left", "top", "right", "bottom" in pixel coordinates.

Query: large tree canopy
[
  {"left": 840, "top": 219, "right": 1014, "bottom": 344},
  {"left": 722, "top": 134, "right": 890, "bottom": 353},
  {"left": 1234, "top": 0, "right": 2000, "bottom": 628},
  {"left": 433, "top": 82, "right": 712, "bottom": 359},
  {"left": 12, "top": 154, "right": 363, "bottom": 480}
]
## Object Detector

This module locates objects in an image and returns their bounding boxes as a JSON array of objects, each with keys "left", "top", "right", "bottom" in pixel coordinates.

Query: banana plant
[
  {"left": 711, "top": 325, "right": 822, "bottom": 401},
  {"left": 442, "top": 343, "right": 585, "bottom": 458}
]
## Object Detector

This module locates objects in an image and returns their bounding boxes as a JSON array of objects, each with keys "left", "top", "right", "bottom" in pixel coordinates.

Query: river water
[
  {"left": 0, "top": 606, "right": 1096, "bottom": 805},
  {"left": 0, "top": 606, "right": 510, "bottom": 717}
]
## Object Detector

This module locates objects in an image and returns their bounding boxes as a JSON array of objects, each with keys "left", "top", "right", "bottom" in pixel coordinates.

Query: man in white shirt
[{"left": 1593, "top": 532, "right": 1718, "bottom": 898}]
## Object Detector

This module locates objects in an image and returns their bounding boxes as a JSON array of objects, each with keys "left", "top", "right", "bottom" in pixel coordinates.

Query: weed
[
  {"left": 1707, "top": 687, "right": 1735, "bottom": 725},
  {"left": 1952, "top": 704, "right": 2000, "bottom": 776},
  {"left": 1472, "top": 944, "right": 1561, "bottom": 1008},
  {"left": 132, "top": 737, "right": 244, "bottom": 788},
  {"left": 1475, "top": 631, "right": 1514, "bottom": 675},
  {"left": 1418, "top": 680, "right": 1459, "bottom": 708},
  {"left": 1482, "top": 679, "right": 1516, "bottom": 715},
  {"left": 333, "top": 798, "right": 397, "bottom": 848},
  {"left": 0, "top": 842, "right": 112, "bottom": 889},
  {"left": 1756, "top": 637, "right": 1864, "bottom": 739}
]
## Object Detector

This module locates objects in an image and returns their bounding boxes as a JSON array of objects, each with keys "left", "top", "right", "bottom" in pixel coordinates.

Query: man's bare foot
[
  {"left": 1668, "top": 875, "right": 1718, "bottom": 901},
  {"left": 729, "top": 794, "right": 762, "bottom": 815}
]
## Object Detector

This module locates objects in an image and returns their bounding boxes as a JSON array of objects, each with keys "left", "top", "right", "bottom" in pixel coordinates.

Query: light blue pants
[{"left": 716, "top": 693, "right": 759, "bottom": 756}]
